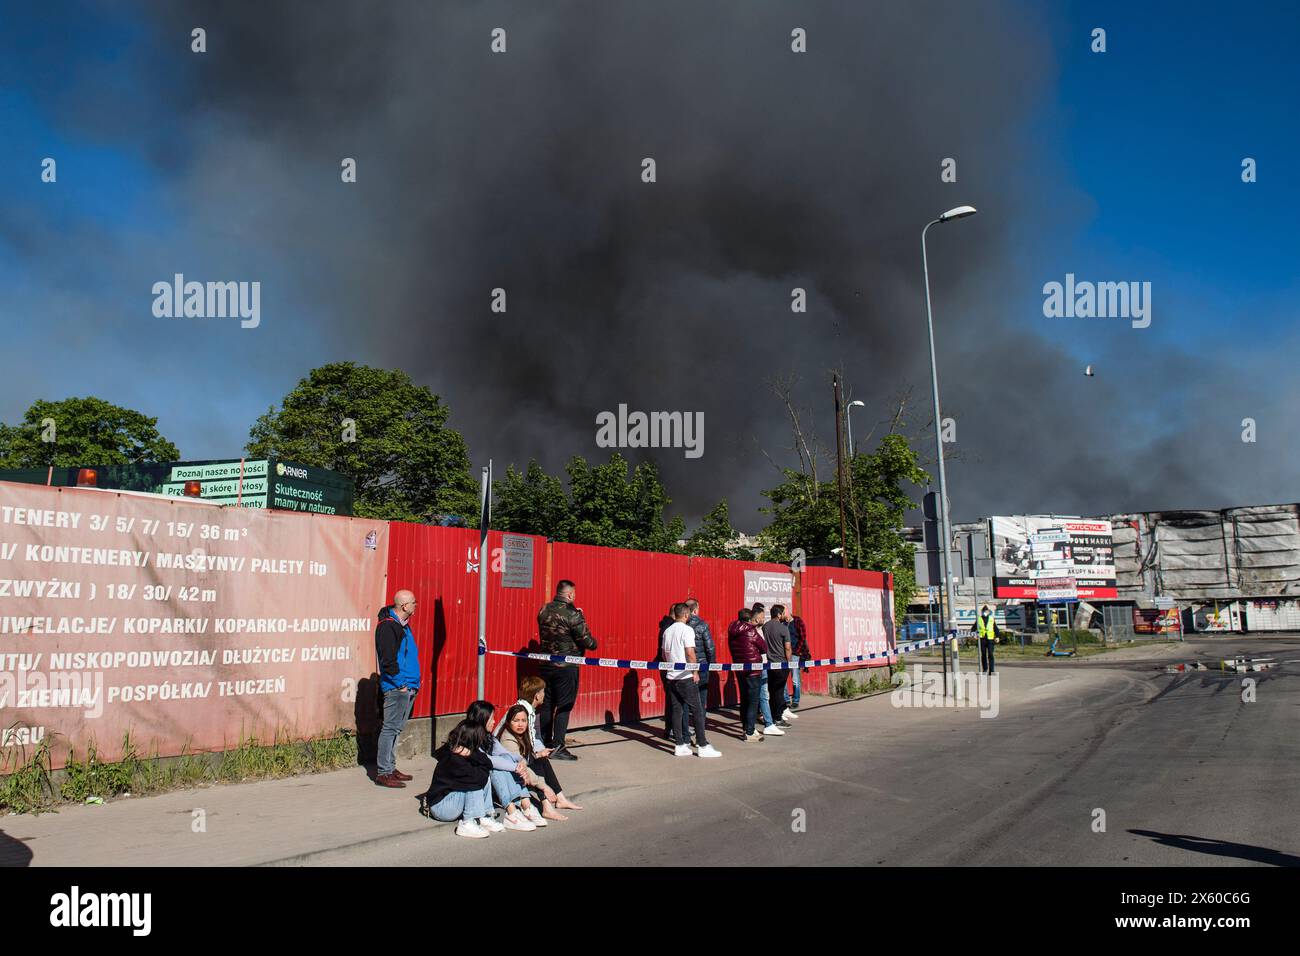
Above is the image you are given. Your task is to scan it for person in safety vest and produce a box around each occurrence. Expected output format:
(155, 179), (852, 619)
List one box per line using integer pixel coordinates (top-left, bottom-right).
(977, 604), (997, 675)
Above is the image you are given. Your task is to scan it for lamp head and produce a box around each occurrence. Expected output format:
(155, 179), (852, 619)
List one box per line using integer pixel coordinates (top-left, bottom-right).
(938, 205), (977, 222)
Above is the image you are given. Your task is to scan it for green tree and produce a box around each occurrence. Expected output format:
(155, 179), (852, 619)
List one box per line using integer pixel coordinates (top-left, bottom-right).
(626, 459), (685, 552)
(846, 433), (929, 620)
(493, 460), (571, 539)
(246, 362), (476, 522)
(758, 433), (927, 621)
(493, 453), (684, 551)
(684, 499), (740, 558)
(0, 397), (179, 467)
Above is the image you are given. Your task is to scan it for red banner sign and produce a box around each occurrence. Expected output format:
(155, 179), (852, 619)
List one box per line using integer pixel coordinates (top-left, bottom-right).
(0, 482), (388, 769)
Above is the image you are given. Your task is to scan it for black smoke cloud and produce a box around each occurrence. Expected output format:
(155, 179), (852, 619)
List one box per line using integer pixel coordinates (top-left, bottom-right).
(21, 1), (1300, 526)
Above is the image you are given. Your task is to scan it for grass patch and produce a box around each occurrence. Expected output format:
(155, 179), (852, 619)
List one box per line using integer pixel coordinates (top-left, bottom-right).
(0, 728), (358, 815)
(831, 665), (899, 699)
(0, 736), (55, 815)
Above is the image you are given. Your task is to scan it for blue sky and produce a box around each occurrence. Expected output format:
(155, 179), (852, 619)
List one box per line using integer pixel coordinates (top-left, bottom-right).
(1040, 0), (1299, 344)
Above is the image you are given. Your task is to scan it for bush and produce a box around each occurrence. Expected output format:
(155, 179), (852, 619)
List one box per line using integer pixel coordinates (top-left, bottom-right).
(60, 735), (139, 803)
(0, 736), (56, 814)
(832, 668), (894, 699)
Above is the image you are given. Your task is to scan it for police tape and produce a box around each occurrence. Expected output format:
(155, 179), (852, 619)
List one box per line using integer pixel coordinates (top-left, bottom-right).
(485, 635), (949, 672)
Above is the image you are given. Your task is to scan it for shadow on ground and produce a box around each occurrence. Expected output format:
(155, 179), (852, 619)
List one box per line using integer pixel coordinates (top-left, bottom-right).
(1129, 829), (1300, 866)
(0, 829), (33, 867)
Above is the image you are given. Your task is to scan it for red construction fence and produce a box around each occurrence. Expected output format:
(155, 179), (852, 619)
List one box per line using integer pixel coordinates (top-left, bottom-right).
(387, 522), (897, 728)
(0, 479), (896, 769)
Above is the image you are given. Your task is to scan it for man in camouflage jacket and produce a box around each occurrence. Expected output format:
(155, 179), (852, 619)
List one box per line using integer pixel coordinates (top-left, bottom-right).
(536, 579), (598, 760)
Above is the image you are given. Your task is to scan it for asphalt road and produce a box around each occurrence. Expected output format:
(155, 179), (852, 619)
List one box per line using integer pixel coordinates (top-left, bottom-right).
(294, 636), (1300, 866)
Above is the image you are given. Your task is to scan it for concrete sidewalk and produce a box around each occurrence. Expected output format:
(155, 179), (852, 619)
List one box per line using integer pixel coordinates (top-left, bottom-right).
(0, 664), (1119, 867)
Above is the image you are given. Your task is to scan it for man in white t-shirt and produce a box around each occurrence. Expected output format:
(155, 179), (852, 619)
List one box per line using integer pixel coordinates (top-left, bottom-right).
(661, 602), (722, 758)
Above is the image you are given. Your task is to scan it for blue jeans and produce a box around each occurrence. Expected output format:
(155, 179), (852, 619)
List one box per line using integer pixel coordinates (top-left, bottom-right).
(429, 779), (491, 822)
(738, 674), (761, 735)
(491, 769), (529, 808)
(758, 675), (774, 726)
(378, 687), (414, 775)
(789, 666), (802, 708)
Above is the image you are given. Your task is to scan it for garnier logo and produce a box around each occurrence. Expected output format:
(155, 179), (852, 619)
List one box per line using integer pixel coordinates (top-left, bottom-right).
(276, 463), (308, 479)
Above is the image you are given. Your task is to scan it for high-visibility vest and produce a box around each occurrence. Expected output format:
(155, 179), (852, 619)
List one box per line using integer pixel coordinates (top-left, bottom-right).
(977, 613), (995, 641)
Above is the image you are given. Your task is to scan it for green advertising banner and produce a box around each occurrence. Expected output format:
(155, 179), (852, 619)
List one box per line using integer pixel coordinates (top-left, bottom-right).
(267, 460), (354, 516)
(167, 460), (269, 482)
(0, 458), (353, 516)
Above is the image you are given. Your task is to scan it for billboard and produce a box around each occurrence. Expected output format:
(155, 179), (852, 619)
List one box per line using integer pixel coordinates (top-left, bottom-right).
(743, 569), (793, 612)
(990, 515), (1116, 599)
(833, 583), (892, 660)
(0, 481), (387, 769)
(1133, 607), (1180, 634)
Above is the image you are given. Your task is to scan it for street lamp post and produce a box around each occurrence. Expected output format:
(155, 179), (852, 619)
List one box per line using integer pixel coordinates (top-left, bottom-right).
(921, 205), (977, 636)
(846, 400), (865, 457)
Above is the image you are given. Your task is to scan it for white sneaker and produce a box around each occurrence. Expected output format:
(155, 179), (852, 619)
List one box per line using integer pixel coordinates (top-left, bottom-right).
(503, 812), (537, 832)
(478, 815), (505, 833)
(673, 743), (693, 757)
(456, 820), (490, 839)
(697, 744), (722, 758)
(762, 724), (785, 736)
(783, 708), (799, 720)
(524, 806), (548, 827)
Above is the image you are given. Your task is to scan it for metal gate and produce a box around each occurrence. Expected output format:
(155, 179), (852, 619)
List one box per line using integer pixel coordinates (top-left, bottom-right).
(1102, 604), (1136, 642)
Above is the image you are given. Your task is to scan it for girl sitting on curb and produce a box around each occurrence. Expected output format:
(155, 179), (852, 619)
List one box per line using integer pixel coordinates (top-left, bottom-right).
(469, 699), (545, 831)
(421, 714), (501, 839)
(516, 679), (585, 813)
(497, 703), (580, 821)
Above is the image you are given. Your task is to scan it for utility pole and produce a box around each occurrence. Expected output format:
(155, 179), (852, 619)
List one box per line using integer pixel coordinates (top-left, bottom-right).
(833, 374), (849, 568)
(477, 460), (492, 700)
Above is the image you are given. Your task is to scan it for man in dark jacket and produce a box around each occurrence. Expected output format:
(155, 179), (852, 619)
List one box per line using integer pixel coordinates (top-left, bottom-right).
(683, 599), (715, 740)
(374, 589), (420, 788)
(727, 608), (768, 741)
(659, 607), (678, 740)
(536, 579), (598, 761)
(788, 613), (810, 712)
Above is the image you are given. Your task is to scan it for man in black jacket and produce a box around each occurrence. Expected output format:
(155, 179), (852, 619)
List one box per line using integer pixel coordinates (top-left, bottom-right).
(536, 580), (598, 761)
(659, 607), (677, 740)
(683, 599), (715, 738)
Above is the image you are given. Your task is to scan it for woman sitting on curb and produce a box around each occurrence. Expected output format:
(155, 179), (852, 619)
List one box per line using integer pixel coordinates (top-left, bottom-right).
(497, 703), (581, 821)
(421, 713), (501, 839)
(516, 678), (585, 813)
(470, 699), (545, 831)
